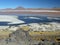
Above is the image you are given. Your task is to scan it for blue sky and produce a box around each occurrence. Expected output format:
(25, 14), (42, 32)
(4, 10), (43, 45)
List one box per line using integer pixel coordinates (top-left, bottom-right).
(0, 0), (60, 9)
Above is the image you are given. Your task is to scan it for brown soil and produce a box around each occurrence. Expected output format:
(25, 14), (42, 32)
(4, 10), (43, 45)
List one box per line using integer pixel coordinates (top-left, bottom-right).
(0, 12), (60, 16)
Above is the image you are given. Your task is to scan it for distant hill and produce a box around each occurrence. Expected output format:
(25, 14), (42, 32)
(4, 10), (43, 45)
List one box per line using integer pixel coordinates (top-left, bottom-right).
(15, 6), (25, 10)
(0, 6), (60, 11)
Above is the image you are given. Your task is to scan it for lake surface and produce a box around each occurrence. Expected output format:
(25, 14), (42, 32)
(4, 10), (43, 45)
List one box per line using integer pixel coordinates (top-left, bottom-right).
(0, 14), (60, 26)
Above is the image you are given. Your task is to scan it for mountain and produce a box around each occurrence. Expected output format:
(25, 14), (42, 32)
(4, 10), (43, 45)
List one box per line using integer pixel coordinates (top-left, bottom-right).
(15, 6), (25, 10)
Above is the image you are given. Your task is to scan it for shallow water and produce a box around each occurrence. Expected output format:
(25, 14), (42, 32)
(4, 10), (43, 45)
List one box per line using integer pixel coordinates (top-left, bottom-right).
(0, 14), (60, 26)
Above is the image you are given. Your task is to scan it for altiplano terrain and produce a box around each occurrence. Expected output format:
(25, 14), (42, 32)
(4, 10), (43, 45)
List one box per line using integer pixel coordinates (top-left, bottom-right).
(0, 7), (60, 15)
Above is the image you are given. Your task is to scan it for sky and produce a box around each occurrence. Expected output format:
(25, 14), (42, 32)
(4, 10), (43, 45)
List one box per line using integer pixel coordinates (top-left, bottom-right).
(0, 0), (60, 9)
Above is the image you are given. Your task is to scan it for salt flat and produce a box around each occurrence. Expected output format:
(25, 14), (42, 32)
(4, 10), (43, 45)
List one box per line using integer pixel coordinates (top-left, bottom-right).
(0, 15), (25, 24)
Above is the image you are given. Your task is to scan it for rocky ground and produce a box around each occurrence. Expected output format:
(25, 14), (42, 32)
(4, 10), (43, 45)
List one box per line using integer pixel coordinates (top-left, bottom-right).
(0, 29), (30, 45)
(0, 24), (60, 45)
(0, 29), (60, 45)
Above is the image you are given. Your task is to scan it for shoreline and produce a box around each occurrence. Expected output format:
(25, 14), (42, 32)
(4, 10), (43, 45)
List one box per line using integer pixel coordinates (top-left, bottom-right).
(0, 12), (60, 16)
(0, 10), (60, 16)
